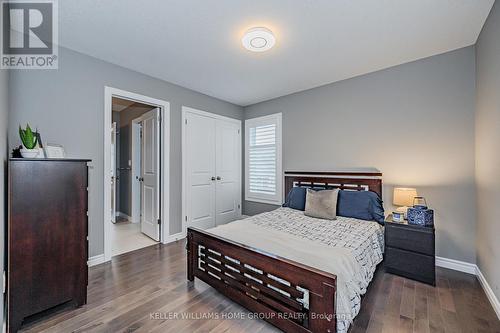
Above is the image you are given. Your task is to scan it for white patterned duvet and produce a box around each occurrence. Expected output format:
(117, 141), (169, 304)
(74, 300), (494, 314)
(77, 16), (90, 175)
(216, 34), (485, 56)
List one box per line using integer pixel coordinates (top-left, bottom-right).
(207, 207), (384, 333)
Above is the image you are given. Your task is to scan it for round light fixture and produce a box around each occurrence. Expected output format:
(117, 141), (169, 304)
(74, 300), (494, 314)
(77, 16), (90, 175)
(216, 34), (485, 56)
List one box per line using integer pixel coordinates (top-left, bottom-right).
(242, 27), (275, 52)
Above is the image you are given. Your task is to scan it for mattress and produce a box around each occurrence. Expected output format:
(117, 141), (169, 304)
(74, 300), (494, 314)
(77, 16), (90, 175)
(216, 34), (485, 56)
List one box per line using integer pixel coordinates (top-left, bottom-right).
(207, 207), (384, 333)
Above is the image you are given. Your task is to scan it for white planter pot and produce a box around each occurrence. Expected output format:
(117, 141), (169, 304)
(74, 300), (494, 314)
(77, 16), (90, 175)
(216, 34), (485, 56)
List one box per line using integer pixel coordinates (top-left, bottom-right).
(20, 148), (40, 158)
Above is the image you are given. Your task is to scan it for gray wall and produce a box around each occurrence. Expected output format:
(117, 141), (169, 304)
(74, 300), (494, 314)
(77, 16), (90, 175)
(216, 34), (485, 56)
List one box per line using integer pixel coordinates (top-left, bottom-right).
(0, 69), (8, 333)
(8, 47), (243, 257)
(475, 1), (500, 300)
(244, 47), (477, 263)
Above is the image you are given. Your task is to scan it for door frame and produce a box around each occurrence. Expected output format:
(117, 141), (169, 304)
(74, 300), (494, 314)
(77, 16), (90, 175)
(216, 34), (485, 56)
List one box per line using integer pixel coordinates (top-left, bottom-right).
(104, 87), (170, 262)
(130, 117), (142, 224)
(111, 121), (117, 223)
(181, 106), (242, 236)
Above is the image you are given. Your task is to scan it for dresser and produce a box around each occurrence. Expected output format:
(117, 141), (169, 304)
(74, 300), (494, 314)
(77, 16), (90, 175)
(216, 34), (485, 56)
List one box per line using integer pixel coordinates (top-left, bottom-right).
(7, 159), (90, 332)
(384, 216), (435, 285)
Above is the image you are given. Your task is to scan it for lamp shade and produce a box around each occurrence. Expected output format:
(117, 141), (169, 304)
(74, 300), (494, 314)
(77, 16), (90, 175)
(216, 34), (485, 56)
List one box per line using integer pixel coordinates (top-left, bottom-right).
(393, 187), (417, 207)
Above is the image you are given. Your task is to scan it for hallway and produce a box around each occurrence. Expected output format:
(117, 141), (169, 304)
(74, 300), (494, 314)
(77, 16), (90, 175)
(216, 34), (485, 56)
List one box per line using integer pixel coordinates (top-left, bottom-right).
(111, 220), (157, 257)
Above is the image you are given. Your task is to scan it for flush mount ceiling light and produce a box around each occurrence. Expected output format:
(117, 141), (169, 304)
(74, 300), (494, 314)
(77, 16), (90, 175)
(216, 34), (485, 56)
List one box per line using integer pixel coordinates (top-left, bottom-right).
(242, 27), (276, 52)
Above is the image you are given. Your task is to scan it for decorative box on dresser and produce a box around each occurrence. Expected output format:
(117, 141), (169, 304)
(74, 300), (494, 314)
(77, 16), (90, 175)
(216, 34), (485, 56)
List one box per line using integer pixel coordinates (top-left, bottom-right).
(7, 158), (91, 332)
(384, 215), (436, 286)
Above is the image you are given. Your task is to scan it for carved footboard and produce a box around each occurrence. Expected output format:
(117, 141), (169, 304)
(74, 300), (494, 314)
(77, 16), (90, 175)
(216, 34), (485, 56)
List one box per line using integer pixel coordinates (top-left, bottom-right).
(187, 227), (337, 333)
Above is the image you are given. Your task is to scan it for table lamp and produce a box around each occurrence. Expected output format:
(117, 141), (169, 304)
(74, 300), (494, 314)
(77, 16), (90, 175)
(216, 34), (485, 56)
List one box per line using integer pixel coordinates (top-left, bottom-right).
(393, 187), (418, 218)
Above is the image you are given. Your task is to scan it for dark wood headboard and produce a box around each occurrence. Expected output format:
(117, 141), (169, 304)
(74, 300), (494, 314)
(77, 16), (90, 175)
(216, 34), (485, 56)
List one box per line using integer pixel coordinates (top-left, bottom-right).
(284, 171), (383, 198)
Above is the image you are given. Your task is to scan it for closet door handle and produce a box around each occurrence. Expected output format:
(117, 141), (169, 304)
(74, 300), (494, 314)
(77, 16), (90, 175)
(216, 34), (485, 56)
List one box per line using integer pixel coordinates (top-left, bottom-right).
(216, 176), (221, 181)
(211, 176), (216, 181)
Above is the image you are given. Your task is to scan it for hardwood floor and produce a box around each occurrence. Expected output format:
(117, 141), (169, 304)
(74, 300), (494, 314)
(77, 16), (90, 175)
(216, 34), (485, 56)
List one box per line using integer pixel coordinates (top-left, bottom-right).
(19, 240), (500, 333)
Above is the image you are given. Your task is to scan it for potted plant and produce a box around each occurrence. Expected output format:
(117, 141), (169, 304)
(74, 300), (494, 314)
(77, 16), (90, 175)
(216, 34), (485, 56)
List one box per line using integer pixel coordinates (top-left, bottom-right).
(19, 124), (40, 158)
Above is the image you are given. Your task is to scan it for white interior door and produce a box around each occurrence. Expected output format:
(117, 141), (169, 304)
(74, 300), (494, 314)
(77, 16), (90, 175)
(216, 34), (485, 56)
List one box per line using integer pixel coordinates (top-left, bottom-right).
(185, 112), (216, 230)
(130, 120), (142, 224)
(111, 122), (117, 223)
(215, 120), (241, 225)
(140, 108), (160, 241)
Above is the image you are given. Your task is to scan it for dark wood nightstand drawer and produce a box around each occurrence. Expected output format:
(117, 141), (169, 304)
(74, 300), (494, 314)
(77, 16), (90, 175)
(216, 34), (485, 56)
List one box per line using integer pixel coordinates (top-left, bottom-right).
(385, 247), (435, 285)
(385, 223), (434, 256)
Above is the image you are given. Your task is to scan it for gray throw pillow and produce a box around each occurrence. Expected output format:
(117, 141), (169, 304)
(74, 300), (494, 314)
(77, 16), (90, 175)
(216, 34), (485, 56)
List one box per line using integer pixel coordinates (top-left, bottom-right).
(304, 189), (339, 220)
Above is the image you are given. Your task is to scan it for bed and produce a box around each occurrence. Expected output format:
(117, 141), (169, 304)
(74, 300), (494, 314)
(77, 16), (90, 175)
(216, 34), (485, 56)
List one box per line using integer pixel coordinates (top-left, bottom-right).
(187, 171), (384, 333)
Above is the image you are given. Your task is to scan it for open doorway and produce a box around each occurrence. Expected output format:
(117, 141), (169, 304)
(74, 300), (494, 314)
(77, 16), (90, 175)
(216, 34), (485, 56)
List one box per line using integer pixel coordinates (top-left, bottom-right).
(104, 87), (170, 262)
(111, 97), (160, 256)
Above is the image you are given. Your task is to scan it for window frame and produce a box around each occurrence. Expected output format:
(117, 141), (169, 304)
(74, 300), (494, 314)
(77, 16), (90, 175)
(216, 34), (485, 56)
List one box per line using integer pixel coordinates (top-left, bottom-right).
(244, 113), (283, 205)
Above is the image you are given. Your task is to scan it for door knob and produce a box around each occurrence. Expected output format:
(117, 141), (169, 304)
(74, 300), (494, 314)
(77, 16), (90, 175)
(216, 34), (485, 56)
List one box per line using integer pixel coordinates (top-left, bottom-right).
(211, 176), (216, 181)
(216, 176), (222, 181)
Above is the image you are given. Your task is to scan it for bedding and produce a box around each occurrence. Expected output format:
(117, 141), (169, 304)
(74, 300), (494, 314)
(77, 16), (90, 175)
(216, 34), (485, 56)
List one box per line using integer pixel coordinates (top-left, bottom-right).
(283, 188), (385, 224)
(207, 207), (384, 333)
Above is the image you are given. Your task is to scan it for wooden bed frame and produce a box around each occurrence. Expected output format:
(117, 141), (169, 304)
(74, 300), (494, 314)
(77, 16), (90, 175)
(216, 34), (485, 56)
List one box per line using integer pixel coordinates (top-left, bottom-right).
(187, 171), (383, 333)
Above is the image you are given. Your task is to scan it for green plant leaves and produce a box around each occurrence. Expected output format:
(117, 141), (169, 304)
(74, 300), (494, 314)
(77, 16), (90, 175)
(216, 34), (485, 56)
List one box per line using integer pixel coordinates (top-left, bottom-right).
(19, 124), (38, 149)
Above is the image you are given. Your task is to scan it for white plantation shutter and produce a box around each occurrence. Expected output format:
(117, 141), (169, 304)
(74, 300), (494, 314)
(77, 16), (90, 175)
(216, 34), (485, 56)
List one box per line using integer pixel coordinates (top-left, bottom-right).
(245, 113), (282, 204)
(249, 124), (276, 194)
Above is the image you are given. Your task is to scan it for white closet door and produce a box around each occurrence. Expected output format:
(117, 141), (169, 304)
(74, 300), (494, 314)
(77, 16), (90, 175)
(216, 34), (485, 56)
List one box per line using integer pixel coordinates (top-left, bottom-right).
(215, 120), (241, 225)
(185, 112), (217, 229)
(140, 108), (161, 241)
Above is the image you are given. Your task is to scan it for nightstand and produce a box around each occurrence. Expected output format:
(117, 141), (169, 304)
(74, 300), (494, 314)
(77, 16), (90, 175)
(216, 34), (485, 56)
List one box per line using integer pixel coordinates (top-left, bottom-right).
(384, 215), (435, 285)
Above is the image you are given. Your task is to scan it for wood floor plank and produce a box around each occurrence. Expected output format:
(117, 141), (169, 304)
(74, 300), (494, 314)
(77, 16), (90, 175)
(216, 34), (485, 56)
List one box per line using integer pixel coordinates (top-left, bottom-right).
(122, 282), (212, 333)
(413, 282), (430, 333)
(400, 279), (416, 319)
(427, 281), (446, 333)
(398, 315), (414, 333)
(365, 309), (384, 333)
(381, 275), (404, 333)
(17, 240), (500, 333)
(440, 309), (462, 333)
(437, 276), (456, 313)
(352, 267), (385, 331)
(366, 272), (392, 333)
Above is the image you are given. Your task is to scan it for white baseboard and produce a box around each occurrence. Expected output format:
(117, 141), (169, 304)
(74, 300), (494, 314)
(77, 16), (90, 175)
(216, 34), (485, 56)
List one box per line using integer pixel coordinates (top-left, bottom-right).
(435, 256), (499, 320)
(476, 267), (500, 319)
(436, 256), (477, 274)
(117, 211), (132, 221)
(87, 254), (106, 267)
(163, 231), (187, 244)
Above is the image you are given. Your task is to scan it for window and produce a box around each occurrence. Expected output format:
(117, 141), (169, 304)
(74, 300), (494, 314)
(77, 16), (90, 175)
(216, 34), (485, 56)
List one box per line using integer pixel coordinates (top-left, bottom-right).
(245, 113), (282, 205)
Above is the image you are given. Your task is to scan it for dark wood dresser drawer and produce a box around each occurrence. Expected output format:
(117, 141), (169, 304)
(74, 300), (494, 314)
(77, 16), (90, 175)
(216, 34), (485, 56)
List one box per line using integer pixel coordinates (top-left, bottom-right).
(385, 223), (434, 255)
(384, 218), (435, 285)
(385, 247), (435, 285)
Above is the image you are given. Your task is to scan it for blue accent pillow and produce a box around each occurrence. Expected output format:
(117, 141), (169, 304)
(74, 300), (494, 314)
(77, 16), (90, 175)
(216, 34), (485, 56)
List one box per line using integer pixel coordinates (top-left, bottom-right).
(337, 190), (385, 225)
(282, 187), (307, 211)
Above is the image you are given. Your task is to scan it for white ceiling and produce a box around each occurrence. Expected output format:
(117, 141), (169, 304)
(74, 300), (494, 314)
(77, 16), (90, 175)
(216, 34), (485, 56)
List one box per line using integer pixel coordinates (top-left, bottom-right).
(59, 0), (494, 106)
